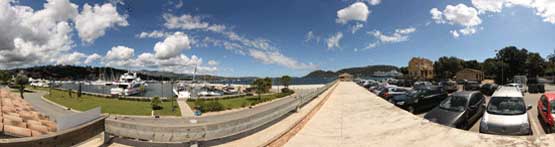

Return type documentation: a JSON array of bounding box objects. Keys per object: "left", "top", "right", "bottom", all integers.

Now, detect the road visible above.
[
  {"left": 416, "top": 84, "right": 555, "bottom": 136},
  {"left": 22, "top": 90, "right": 76, "bottom": 121}
]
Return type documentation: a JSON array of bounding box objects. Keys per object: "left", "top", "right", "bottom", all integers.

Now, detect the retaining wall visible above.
[
  {"left": 105, "top": 81, "right": 338, "bottom": 143},
  {"left": 0, "top": 116, "right": 106, "bottom": 147}
]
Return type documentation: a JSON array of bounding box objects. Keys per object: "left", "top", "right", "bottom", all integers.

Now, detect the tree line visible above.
[{"left": 399, "top": 46, "right": 555, "bottom": 84}]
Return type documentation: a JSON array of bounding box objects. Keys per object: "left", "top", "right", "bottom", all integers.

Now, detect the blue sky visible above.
[{"left": 3, "top": 0, "right": 555, "bottom": 77}]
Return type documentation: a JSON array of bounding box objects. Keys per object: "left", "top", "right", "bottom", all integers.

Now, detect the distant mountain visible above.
[{"left": 303, "top": 65, "right": 400, "bottom": 78}]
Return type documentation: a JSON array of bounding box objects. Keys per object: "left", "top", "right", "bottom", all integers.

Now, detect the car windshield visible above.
[
  {"left": 551, "top": 101, "right": 555, "bottom": 114},
  {"left": 487, "top": 97, "right": 526, "bottom": 115},
  {"left": 439, "top": 96, "right": 467, "bottom": 112}
]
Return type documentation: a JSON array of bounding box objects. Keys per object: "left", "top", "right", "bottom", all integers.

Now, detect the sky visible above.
[{"left": 2, "top": 0, "right": 555, "bottom": 77}]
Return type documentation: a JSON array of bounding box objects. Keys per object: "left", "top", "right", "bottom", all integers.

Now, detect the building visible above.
[
  {"left": 455, "top": 68, "right": 484, "bottom": 82},
  {"left": 338, "top": 73, "right": 353, "bottom": 81},
  {"left": 408, "top": 57, "right": 434, "bottom": 80}
]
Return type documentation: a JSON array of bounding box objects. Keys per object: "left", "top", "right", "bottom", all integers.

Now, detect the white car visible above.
[
  {"left": 479, "top": 86, "right": 532, "bottom": 135},
  {"left": 506, "top": 83, "right": 526, "bottom": 93}
]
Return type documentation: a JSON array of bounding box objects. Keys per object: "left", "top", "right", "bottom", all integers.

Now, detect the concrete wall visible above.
[
  {"left": 105, "top": 81, "right": 337, "bottom": 143},
  {"left": 0, "top": 116, "right": 106, "bottom": 147}
]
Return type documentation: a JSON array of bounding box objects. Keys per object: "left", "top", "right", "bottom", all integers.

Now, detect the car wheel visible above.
[
  {"left": 388, "top": 99, "right": 394, "bottom": 103},
  {"left": 547, "top": 127, "right": 552, "bottom": 134},
  {"left": 406, "top": 106, "right": 415, "bottom": 114}
]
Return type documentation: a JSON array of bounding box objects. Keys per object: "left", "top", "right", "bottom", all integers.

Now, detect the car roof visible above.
[
  {"left": 452, "top": 91, "right": 478, "bottom": 98},
  {"left": 543, "top": 92, "right": 555, "bottom": 101},
  {"left": 492, "top": 86, "right": 523, "bottom": 97}
]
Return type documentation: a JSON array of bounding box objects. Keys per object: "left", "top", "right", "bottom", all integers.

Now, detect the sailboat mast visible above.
[{"left": 192, "top": 64, "right": 197, "bottom": 82}]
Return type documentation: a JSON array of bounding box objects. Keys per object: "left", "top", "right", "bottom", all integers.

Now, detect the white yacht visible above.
[
  {"left": 173, "top": 81, "right": 192, "bottom": 99},
  {"left": 29, "top": 78, "right": 50, "bottom": 87},
  {"left": 110, "top": 72, "right": 147, "bottom": 96}
]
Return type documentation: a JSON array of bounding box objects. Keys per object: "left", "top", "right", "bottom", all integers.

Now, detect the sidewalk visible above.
[
  {"left": 177, "top": 98, "right": 195, "bottom": 117},
  {"left": 209, "top": 83, "right": 337, "bottom": 147}
]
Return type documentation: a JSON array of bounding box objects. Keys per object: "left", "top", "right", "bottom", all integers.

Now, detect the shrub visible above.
[
  {"left": 151, "top": 97, "right": 162, "bottom": 110},
  {"left": 204, "top": 101, "right": 224, "bottom": 112}
]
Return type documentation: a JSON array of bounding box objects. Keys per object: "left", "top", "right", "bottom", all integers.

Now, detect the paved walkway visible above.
[
  {"left": 177, "top": 98, "right": 195, "bottom": 117},
  {"left": 284, "top": 82, "right": 555, "bottom": 147},
  {"left": 210, "top": 83, "right": 336, "bottom": 147},
  {"left": 22, "top": 90, "right": 76, "bottom": 121}
]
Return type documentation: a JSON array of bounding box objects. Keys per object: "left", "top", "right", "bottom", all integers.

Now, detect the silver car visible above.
[{"left": 479, "top": 86, "right": 532, "bottom": 135}]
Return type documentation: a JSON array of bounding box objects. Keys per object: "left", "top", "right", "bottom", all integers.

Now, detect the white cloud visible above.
[
  {"left": 106, "top": 45, "right": 134, "bottom": 60},
  {"left": 163, "top": 14, "right": 226, "bottom": 32},
  {"left": 75, "top": 3, "right": 128, "bottom": 43},
  {"left": 305, "top": 31, "right": 321, "bottom": 43},
  {"left": 207, "top": 60, "right": 219, "bottom": 66},
  {"left": 326, "top": 32, "right": 343, "bottom": 49},
  {"left": 84, "top": 53, "right": 102, "bottom": 64},
  {"left": 137, "top": 31, "right": 171, "bottom": 39},
  {"left": 0, "top": 0, "right": 78, "bottom": 68},
  {"left": 351, "top": 23, "right": 364, "bottom": 34},
  {"left": 249, "top": 50, "right": 317, "bottom": 70},
  {"left": 57, "top": 52, "right": 86, "bottom": 65},
  {"left": 163, "top": 13, "right": 317, "bottom": 70},
  {"left": 336, "top": 2, "right": 370, "bottom": 24},
  {"left": 366, "top": 0, "right": 381, "bottom": 5},
  {"left": 472, "top": 0, "right": 505, "bottom": 13},
  {"left": 363, "top": 27, "right": 416, "bottom": 49},
  {"left": 533, "top": 0, "right": 555, "bottom": 24},
  {"left": 431, "top": 4, "right": 481, "bottom": 37},
  {"left": 450, "top": 30, "right": 461, "bottom": 38},
  {"left": 154, "top": 32, "right": 191, "bottom": 59},
  {"left": 366, "top": 42, "right": 378, "bottom": 49},
  {"left": 369, "top": 27, "right": 416, "bottom": 43}
]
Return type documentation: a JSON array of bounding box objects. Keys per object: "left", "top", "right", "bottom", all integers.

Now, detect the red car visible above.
[{"left": 538, "top": 92, "right": 555, "bottom": 133}]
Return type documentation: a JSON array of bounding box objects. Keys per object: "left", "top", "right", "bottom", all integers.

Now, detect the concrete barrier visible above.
[
  {"left": 104, "top": 81, "right": 338, "bottom": 143},
  {"left": 0, "top": 116, "right": 106, "bottom": 147}
]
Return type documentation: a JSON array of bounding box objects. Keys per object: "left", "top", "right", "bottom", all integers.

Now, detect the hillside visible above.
[{"left": 304, "top": 65, "right": 400, "bottom": 78}]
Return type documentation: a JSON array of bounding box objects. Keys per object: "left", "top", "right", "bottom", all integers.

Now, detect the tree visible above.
[
  {"left": 463, "top": 60, "right": 480, "bottom": 70},
  {"left": 481, "top": 58, "right": 509, "bottom": 84},
  {"left": 15, "top": 71, "right": 29, "bottom": 99},
  {"left": 496, "top": 46, "right": 528, "bottom": 80},
  {"left": 0, "top": 70, "right": 10, "bottom": 84},
  {"left": 526, "top": 52, "right": 546, "bottom": 77},
  {"left": 433, "top": 56, "right": 464, "bottom": 80},
  {"left": 280, "top": 75, "right": 292, "bottom": 92},
  {"left": 252, "top": 78, "right": 272, "bottom": 100}
]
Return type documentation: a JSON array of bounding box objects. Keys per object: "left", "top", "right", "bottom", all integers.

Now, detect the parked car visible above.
[
  {"left": 424, "top": 91, "right": 486, "bottom": 130},
  {"left": 464, "top": 81, "right": 480, "bottom": 91},
  {"left": 439, "top": 80, "right": 458, "bottom": 93},
  {"left": 389, "top": 86, "right": 448, "bottom": 114},
  {"left": 527, "top": 78, "right": 545, "bottom": 93},
  {"left": 479, "top": 86, "right": 533, "bottom": 135},
  {"left": 413, "top": 81, "right": 433, "bottom": 90},
  {"left": 480, "top": 83, "right": 498, "bottom": 96},
  {"left": 506, "top": 83, "right": 525, "bottom": 93},
  {"left": 537, "top": 93, "right": 555, "bottom": 133},
  {"left": 378, "top": 87, "right": 410, "bottom": 100}
]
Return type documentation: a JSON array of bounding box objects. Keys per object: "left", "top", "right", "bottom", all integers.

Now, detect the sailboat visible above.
[{"left": 173, "top": 65, "right": 198, "bottom": 99}]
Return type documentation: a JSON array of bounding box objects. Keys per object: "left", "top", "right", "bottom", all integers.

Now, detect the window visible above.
[
  {"left": 541, "top": 96, "right": 548, "bottom": 112},
  {"left": 469, "top": 94, "right": 481, "bottom": 107}
]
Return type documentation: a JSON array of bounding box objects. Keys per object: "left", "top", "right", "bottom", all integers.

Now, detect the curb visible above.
[{"left": 40, "top": 95, "right": 82, "bottom": 113}]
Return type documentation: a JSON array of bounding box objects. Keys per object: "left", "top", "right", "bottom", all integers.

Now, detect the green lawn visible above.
[
  {"left": 41, "top": 89, "right": 180, "bottom": 116},
  {"left": 187, "top": 91, "right": 294, "bottom": 112}
]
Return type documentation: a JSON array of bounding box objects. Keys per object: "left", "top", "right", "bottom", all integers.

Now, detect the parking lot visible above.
[{"left": 416, "top": 84, "right": 555, "bottom": 136}]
